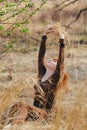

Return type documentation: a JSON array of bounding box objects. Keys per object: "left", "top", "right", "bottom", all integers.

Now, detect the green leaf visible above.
[
  {"left": 0, "top": 26, "right": 3, "bottom": 30},
  {"left": 6, "top": 3, "right": 16, "bottom": 8},
  {"left": 20, "top": 28, "right": 29, "bottom": 33},
  {"left": 15, "top": 23, "right": 20, "bottom": 27},
  {"left": 4, "top": 42, "right": 13, "bottom": 52},
  {"left": 0, "top": 11, "right": 5, "bottom": 16},
  {"left": 0, "top": 0, "right": 4, "bottom": 2},
  {"left": 25, "top": 2, "right": 34, "bottom": 8}
]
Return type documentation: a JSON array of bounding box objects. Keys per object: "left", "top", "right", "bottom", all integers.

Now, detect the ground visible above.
[{"left": 0, "top": 44, "right": 87, "bottom": 130}]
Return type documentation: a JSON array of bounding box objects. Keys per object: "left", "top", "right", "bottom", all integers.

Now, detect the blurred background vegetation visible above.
[{"left": 0, "top": 0, "right": 87, "bottom": 53}]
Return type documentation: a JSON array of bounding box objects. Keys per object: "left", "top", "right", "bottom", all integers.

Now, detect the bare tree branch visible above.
[
  {"left": 55, "top": 0, "right": 79, "bottom": 12},
  {"left": 54, "top": 0, "right": 87, "bottom": 29},
  {"left": 76, "top": 7, "right": 87, "bottom": 20},
  {"left": 66, "top": 7, "right": 87, "bottom": 27},
  {"left": 55, "top": 0, "right": 70, "bottom": 8}
]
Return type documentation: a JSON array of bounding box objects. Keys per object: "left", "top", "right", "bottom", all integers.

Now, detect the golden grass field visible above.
[{"left": 0, "top": 44, "right": 87, "bottom": 130}]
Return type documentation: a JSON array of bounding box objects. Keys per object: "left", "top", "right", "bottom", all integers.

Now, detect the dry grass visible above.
[
  {"left": 0, "top": 44, "right": 87, "bottom": 130},
  {"left": 0, "top": 80, "right": 87, "bottom": 130}
]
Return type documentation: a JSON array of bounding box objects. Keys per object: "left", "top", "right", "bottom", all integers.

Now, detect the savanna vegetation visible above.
[{"left": 0, "top": 0, "right": 87, "bottom": 130}]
